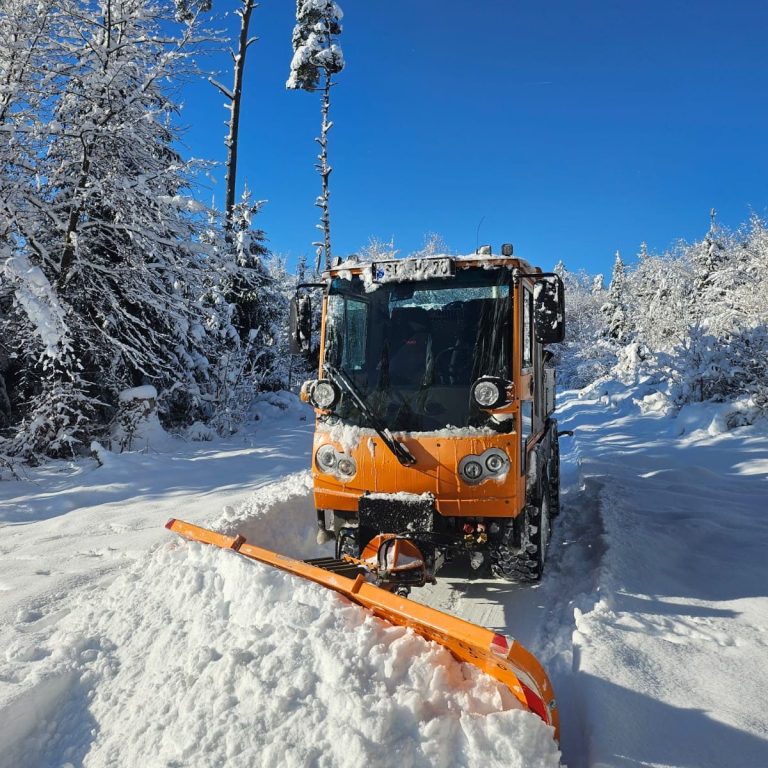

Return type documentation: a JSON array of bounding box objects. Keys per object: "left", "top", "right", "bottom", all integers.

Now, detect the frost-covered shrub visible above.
[
  {"left": 186, "top": 421, "right": 216, "bottom": 442},
  {"left": 112, "top": 387, "right": 160, "bottom": 452},
  {"left": 7, "top": 376, "right": 99, "bottom": 462},
  {"left": 207, "top": 338, "right": 270, "bottom": 435},
  {"left": 554, "top": 265, "right": 616, "bottom": 389}
]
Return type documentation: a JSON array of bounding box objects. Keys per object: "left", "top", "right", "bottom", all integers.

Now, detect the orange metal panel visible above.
[
  {"left": 166, "top": 518, "right": 559, "bottom": 742},
  {"left": 311, "top": 431, "right": 524, "bottom": 519}
]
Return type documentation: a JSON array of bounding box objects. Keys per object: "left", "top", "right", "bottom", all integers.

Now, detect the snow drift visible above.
[{"left": 0, "top": 477, "right": 560, "bottom": 768}]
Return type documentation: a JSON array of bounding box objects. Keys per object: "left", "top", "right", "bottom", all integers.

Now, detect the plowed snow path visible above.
[
  {"left": 415, "top": 434, "right": 606, "bottom": 764},
  {"left": 419, "top": 384, "right": 768, "bottom": 768}
]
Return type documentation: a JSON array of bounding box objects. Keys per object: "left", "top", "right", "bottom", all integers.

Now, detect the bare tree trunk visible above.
[
  {"left": 212, "top": 0, "right": 258, "bottom": 230},
  {"left": 57, "top": 140, "right": 91, "bottom": 290},
  {"left": 314, "top": 72, "right": 333, "bottom": 271}
]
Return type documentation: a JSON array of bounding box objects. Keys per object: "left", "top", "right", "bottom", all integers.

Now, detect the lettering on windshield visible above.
[{"left": 372, "top": 257, "right": 454, "bottom": 284}]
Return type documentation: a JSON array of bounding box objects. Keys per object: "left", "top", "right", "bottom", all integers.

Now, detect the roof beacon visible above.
[{"left": 501, "top": 243, "right": 514, "bottom": 256}]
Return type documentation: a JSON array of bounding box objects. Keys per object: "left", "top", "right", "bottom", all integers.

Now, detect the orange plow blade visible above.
[{"left": 166, "top": 518, "right": 559, "bottom": 741}]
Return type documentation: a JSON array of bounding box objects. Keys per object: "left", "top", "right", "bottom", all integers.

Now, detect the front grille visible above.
[{"left": 358, "top": 494, "right": 435, "bottom": 538}]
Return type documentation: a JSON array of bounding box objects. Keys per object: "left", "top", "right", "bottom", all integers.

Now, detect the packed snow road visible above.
[{"left": 1, "top": 385, "right": 767, "bottom": 767}]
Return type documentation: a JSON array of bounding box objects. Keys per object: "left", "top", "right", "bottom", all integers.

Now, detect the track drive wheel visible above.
[{"left": 491, "top": 475, "right": 551, "bottom": 582}]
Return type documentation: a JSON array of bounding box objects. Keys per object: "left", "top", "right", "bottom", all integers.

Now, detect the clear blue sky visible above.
[{"left": 180, "top": 1, "right": 768, "bottom": 277}]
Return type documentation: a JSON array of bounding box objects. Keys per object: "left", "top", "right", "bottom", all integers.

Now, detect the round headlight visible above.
[
  {"left": 316, "top": 444, "right": 337, "bottom": 471},
  {"left": 485, "top": 452, "right": 506, "bottom": 473},
  {"left": 473, "top": 380, "right": 501, "bottom": 408},
  {"left": 311, "top": 380, "right": 337, "bottom": 409},
  {"left": 337, "top": 456, "right": 357, "bottom": 478},
  {"left": 462, "top": 460, "right": 483, "bottom": 481}
]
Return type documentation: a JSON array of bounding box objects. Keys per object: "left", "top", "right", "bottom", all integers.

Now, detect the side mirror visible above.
[
  {"left": 288, "top": 294, "right": 312, "bottom": 354},
  {"left": 533, "top": 275, "right": 565, "bottom": 344}
]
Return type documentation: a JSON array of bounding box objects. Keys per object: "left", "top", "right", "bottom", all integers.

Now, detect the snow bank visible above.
[
  {"left": 554, "top": 381, "right": 768, "bottom": 767},
  {"left": 1, "top": 541, "right": 559, "bottom": 768},
  {"left": 251, "top": 390, "right": 307, "bottom": 423},
  {"left": 186, "top": 421, "right": 216, "bottom": 442},
  {"left": 213, "top": 471, "right": 321, "bottom": 559},
  {"left": 0, "top": 474, "right": 559, "bottom": 767},
  {"left": 117, "top": 385, "right": 157, "bottom": 402}
]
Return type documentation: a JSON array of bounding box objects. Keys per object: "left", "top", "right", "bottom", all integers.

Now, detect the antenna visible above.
[{"left": 475, "top": 215, "right": 485, "bottom": 252}]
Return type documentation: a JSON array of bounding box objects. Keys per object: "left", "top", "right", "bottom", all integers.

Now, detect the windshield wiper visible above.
[{"left": 323, "top": 362, "right": 416, "bottom": 466}]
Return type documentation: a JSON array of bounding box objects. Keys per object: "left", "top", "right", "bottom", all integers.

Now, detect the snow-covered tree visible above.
[
  {"left": 287, "top": 0, "right": 345, "bottom": 271},
  {"left": 410, "top": 232, "right": 452, "bottom": 257},
  {"left": 0, "top": 0, "right": 241, "bottom": 457},
  {"left": 557, "top": 212, "right": 768, "bottom": 412},
  {"left": 358, "top": 236, "right": 398, "bottom": 262},
  {"left": 553, "top": 264, "right": 615, "bottom": 388},
  {"left": 602, "top": 251, "right": 632, "bottom": 342}
]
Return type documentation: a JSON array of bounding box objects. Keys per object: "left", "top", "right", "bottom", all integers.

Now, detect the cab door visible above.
[
  {"left": 520, "top": 280, "right": 548, "bottom": 469},
  {"left": 519, "top": 282, "right": 535, "bottom": 477}
]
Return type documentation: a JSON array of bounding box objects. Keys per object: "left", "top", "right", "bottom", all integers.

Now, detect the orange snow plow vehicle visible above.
[
  {"left": 293, "top": 245, "right": 565, "bottom": 585},
  {"left": 167, "top": 245, "right": 565, "bottom": 739}
]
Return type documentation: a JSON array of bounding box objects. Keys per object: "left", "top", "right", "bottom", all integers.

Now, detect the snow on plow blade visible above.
[{"left": 165, "top": 518, "right": 559, "bottom": 741}]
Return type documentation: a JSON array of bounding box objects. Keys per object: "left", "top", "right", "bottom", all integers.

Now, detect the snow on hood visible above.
[{"left": 2, "top": 542, "right": 559, "bottom": 767}]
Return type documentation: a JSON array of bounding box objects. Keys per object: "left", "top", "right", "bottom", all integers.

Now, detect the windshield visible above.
[{"left": 324, "top": 267, "right": 512, "bottom": 431}]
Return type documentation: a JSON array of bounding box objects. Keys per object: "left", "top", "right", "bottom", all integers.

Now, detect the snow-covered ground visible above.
[
  {"left": 418, "top": 382, "right": 768, "bottom": 766},
  {"left": 1, "top": 384, "right": 767, "bottom": 767}
]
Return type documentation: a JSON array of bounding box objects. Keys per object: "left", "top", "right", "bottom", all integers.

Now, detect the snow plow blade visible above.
[{"left": 165, "top": 518, "right": 559, "bottom": 741}]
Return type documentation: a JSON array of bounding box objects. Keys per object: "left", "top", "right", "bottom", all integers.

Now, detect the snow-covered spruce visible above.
[{"left": 287, "top": 0, "right": 345, "bottom": 269}]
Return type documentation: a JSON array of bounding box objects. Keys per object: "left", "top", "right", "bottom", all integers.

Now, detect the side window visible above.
[
  {"left": 343, "top": 298, "right": 367, "bottom": 371},
  {"left": 522, "top": 286, "right": 533, "bottom": 368}
]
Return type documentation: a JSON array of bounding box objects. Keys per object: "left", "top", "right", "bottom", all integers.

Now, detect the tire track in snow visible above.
[{"left": 413, "top": 432, "right": 609, "bottom": 766}]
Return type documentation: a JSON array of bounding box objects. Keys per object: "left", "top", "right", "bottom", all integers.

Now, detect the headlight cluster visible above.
[
  {"left": 315, "top": 444, "right": 357, "bottom": 480},
  {"left": 459, "top": 449, "right": 509, "bottom": 484},
  {"left": 303, "top": 378, "right": 340, "bottom": 410}
]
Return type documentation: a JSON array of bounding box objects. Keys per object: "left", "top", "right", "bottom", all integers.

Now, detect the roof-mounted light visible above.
[
  {"left": 471, "top": 376, "right": 510, "bottom": 410},
  {"left": 309, "top": 379, "right": 340, "bottom": 410}
]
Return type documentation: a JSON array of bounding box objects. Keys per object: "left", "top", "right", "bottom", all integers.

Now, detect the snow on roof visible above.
[{"left": 326, "top": 253, "right": 536, "bottom": 280}]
